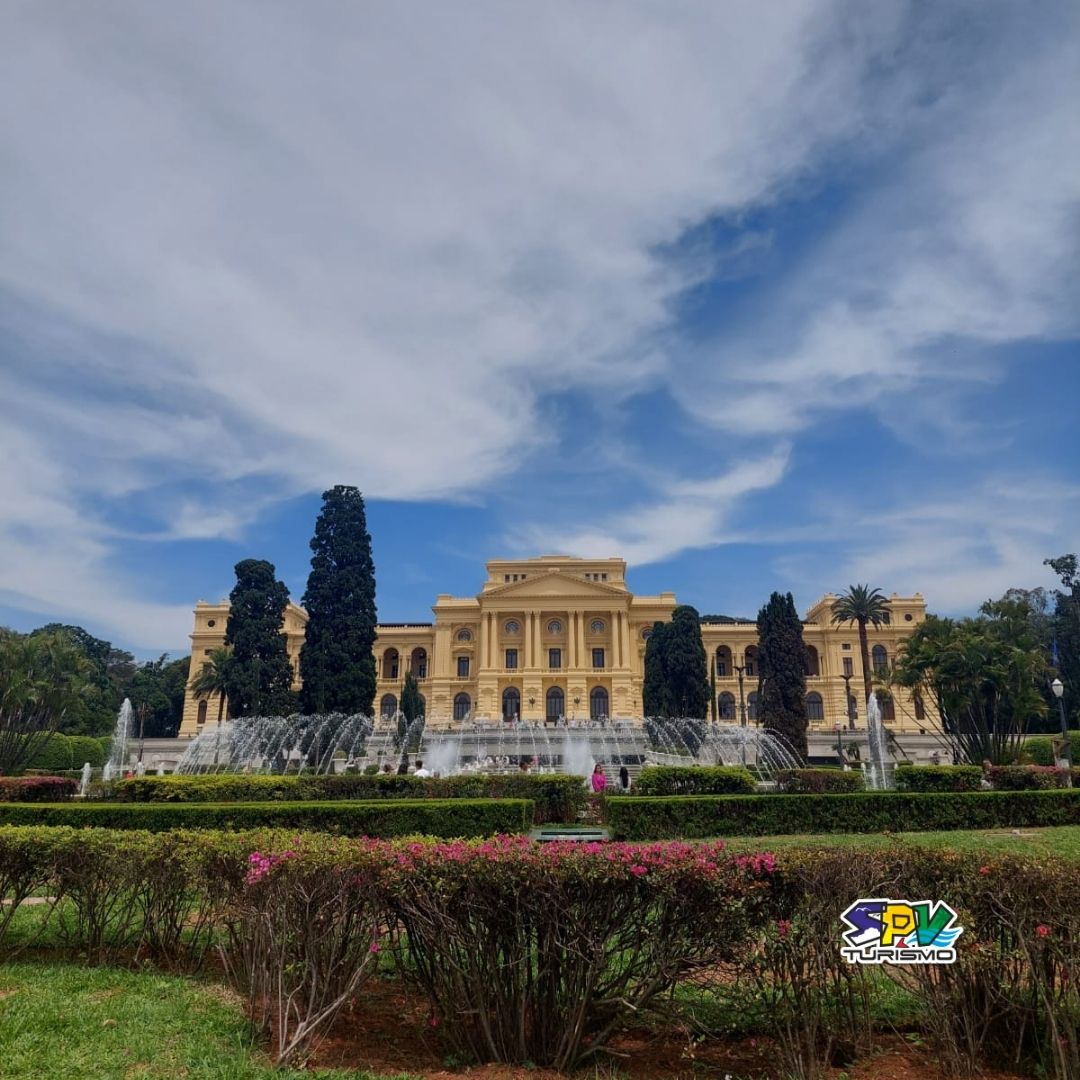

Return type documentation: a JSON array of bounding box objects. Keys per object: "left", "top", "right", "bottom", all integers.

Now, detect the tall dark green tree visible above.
[
  {"left": 127, "top": 654, "right": 191, "bottom": 738},
  {"left": 642, "top": 607, "right": 708, "bottom": 718},
  {"left": 298, "top": 486, "right": 378, "bottom": 716},
  {"left": 1045, "top": 554, "right": 1080, "bottom": 729},
  {"left": 400, "top": 670, "right": 424, "bottom": 723},
  {"left": 756, "top": 592, "right": 809, "bottom": 759},
  {"left": 223, "top": 559, "right": 296, "bottom": 717}
]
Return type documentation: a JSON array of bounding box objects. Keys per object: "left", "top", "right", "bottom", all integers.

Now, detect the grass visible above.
[
  {"left": 724, "top": 824, "right": 1080, "bottom": 859},
  {"left": 0, "top": 962, "right": 418, "bottom": 1080}
]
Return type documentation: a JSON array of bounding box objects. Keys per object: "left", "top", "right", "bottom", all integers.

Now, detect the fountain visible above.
[
  {"left": 106, "top": 699, "right": 133, "bottom": 774},
  {"left": 864, "top": 693, "right": 894, "bottom": 790},
  {"left": 175, "top": 710, "right": 801, "bottom": 779},
  {"left": 79, "top": 761, "right": 92, "bottom": 797},
  {"left": 102, "top": 760, "right": 114, "bottom": 783}
]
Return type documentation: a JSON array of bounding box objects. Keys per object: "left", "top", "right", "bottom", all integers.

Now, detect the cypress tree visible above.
[
  {"left": 298, "top": 486, "right": 378, "bottom": 716},
  {"left": 400, "top": 671, "right": 424, "bottom": 723},
  {"left": 664, "top": 605, "right": 709, "bottom": 718},
  {"left": 223, "top": 559, "right": 296, "bottom": 717},
  {"left": 756, "top": 591, "right": 809, "bottom": 759},
  {"left": 642, "top": 622, "right": 670, "bottom": 716}
]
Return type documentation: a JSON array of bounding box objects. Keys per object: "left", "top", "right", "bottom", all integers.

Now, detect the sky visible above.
[{"left": 1, "top": 0, "right": 1078, "bottom": 658}]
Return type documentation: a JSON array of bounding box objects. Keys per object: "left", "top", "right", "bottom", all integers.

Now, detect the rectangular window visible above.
[
  {"left": 843, "top": 657, "right": 853, "bottom": 677},
  {"left": 716, "top": 657, "right": 727, "bottom": 677},
  {"left": 548, "top": 648, "right": 561, "bottom": 669},
  {"left": 505, "top": 648, "right": 518, "bottom": 670},
  {"left": 592, "top": 648, "right": 605, "bottom": 669},
  {"left": 457, "top": 656, "right": 470, "bottom": 678},
  {"left": 842, "top": 642, "right": 852, "bottom": 650}
]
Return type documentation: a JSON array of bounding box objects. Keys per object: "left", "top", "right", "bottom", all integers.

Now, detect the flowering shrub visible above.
[
  {"left": 382, "top": 834, "right": 774, "bottom": 1069},
  {"left": 0, "top": 776, "right": 78, "bottom": 802},
  {"left": 988, "top": 765, "right": 1071, "bottom": 790}
]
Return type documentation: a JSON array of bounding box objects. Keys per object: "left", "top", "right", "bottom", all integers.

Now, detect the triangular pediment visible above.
[{"left": 483, "top": 570, "right": 629, "bottom": 601}]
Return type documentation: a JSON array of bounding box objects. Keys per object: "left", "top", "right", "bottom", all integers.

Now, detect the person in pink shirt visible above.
[{"left": 590, "top": 763, "right": 608, "bottom": 793}]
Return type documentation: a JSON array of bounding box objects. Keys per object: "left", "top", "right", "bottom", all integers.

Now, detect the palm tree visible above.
[
  {"left": 831, "top": 585, "right": 891, "bottom": 706},
  {"left": 190, "top": 648, "right": 231, "bottom": 727}
]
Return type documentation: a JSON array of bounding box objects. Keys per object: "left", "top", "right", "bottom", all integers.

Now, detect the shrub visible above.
[
  {"left": 17, "top": 734, "right": 108, "bottom": 772},
  {"left": 774, "top": 768, "right": 865, "bottom": 794},
  {"left": 0, "top": 798, "right": 533, "bottom": 837},
  {"left": 606, "top": 790, "right": 1080, "bottom": 840},
  {"left": 633, "top": 765, "right": 756, "bottom": 796},
  {"left": 0, "top": 777, "right": 78, "bottom": 802},
  {"left": 988, "top": 765, "right": 1070, "bottom": 790},
  {"left": 110, "top": 773, "right": 585, "bottom": 824},
  {"left": 1023, "top": 732, "right": 1080, "bottom": 766},
  {"left": 383, "top": 834, "right": 775, "bottom": 1069},
  {"left": 895, "top": 765, "right": 984, "bottom": 792}
]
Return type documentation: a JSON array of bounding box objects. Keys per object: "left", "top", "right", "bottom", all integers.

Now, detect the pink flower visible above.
[
  {"left": 1036, "top": 924, "right": 1051, "bottom": 938},
  {"left": 777, "top": 919, "right": 791, "bottom": 940},
  {"left": 369, "top": 942, "right": 381, "bottom": 953},
  {"left": 629, "top": 865, "right": 648, "bottom": 876},
  {"left": 979, "top": 865, "right": 990, "bottom": 875}
]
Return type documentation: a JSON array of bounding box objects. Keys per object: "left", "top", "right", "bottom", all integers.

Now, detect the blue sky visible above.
[{"left": 1, "top": 1, "right": 1078, "bottom": 658}]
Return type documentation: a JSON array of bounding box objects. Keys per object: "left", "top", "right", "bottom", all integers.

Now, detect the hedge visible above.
[
  {"left": 895, "top": 765, "right": 984, "bottom": 792},
  {"left": 605, "top": 789, "right": 1080, "bottom": 839},
  {"left": 0, "top": 777, "right": 78, "bottom": 802},
  {"left": 16, "top": 734, "right": 109, "bottom": 772},
  {"left": 633, "top": 766, "right": 756, "bottom": 796},
  {"left": 1024, "top": 732, "right": 1080, "bottom": 765},
  {"left": 108, "top": 773, "right": 585, "bottom": 824},
  {"left": 774, "top": 768, "right": 865, "bottom": 794},
  {"left": 988, "top": 765, "right": 1076, "bottom": 790},
  {"left": 0, "top": 798, "right": 532, "bottom": 837}
]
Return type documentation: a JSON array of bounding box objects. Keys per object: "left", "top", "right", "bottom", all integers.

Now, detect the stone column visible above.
[
  {"left": 524, "top": 611, "right": 534, "bottom": 670},
  {"left": 620, "top": 611, "right": 631, "bottom": 670}
]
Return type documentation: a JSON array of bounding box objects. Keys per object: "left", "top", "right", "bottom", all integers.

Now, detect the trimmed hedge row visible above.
[
  {"left": 988, "top": 765, "right": 1078, "bottom": 790},
  {"left": 605, "top": 789, "right": 1080, "bottom": 839},
  {"left": 774, "top": 768, "right": 865, "bottom": 794},
  {"left": 633, "top": 765, "right": 756, "bottom": 796},
  {"left": 0, "top": 777, "right": 78, "bottom": 802},
  {"left": 895, "top": 765, "right": 983, "bottom": 792},
  {"left": 0, "top": 797, "right": 532, "bottom": 837},
  {"left": 109, "top": 773, "right": 585, "bottom": 824},
  {"left": 1024, "top": 732, "right": 1080, "bottom": 765}
]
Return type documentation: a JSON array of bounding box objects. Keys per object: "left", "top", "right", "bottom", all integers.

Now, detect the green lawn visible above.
[
  {"left": 725, "top": 824, "right": 1080, "bottom": 859},
  {"left": 0, "top": 962, "right": 416, "bottom": 1080}
]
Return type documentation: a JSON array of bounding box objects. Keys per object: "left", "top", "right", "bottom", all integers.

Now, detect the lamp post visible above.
[
  {"left": 841, "top": 673, "right": 856, "bottom": 731},
  {"left": 1052, "top": 678, "right": 1073, "bottom": 787},
  {"left": 734, "top": 664, "right": 747, "bottom": 728}
]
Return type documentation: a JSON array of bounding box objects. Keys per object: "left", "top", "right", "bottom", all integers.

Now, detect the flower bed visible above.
[{"left": 0, "top": 776, "right": 78, "bottom": 802}]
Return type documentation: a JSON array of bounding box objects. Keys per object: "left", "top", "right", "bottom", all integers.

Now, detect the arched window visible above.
[
  {"left": 411, "top": 648, "right": 427, "bottom": 679},
  {"left": 456, "top": 629, "right": 473, "bottom": 642},
  {"left": 197, "top": 700, "right": 208, "bottom": 725},
  {"left": 848, "top": 694, "right": 859, "bottom": 720},
  {"left": 806, "top": 692, "right": 824, "bottom": 721},
  {"left": 546, "top": 687, "right": 564, "bottom": 722},
  {"left": 805, "top": 645, "right": 820, "bottom": 677},
  {"left": 715, "top": 646, "right": 732, "bottom": 677},
  {"left": 871, "top": 645, "right": 888, "bottom": 673},
  {"left": 547, "top": 619, "right": 563, "bottom": 635},
  {"left": 718, "top": 692, "right": 736, "bottom": 721},
  {"left": 744, "top": 646, "right": 758, "bottom": 678},
  {"left": 589, "top": 686, "right": 609, "bottom": 720},
  {"left": 747, "top": 691, "right": 760, "bottom": 722},
  {"left": 590, "top": 619, "right": 606, "bottom": 634},
  {"left": 380, "top": 694, "right": 397, "bottom": 719},
  {"left": 504, "top": 620, "right": 520, "bottom": 635},
  {"left": 502, "top": 687, "right": 520, "bottom": 722},
  {"left": 914, "top": 693, "right": 926, "bottom": 722},
  {"left": 382, "top": 649, "right": 399, "bottom": 680},
  {"left": 879, "top": 697, "right": 895, "bottom": 722},
  {"left": 453, "top": 693, "right": 471, "bottom": 721}
]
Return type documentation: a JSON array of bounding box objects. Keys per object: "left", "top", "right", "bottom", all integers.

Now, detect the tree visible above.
[
  {"left": 223, "top": 560, "right": 297, "bottom": 717},
  {"left": 191, "top": 648, "right": 232, "bottom": 727},
  {"left": 892, "top": 599, "right": 1048, "bottom": 764},
  {"left": 642, "top": 607, "right": 708, "bottom": 719},
  {"left": 642, "top": 622, "right": 670, "bottom": 717},
  {"left": 830, "top": 586, "right": 891, "bottom": 705},
  {"left": 756, "top": 592, "right": 809, "bottom": 759},
  {"left": 1045, "top": 554, "right": 1080, "bottom": 729},
  {"left": 299, "top": 486, "right": 378, "bottom": 716},
  {"left": 0, "top": 628, "right": 93, "bottom": 774},
  {"left": 400, "top": 670, "right": 424, "bottom": 723}
]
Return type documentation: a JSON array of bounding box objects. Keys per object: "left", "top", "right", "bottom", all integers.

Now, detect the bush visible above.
[
  {"left": 633, "top": 765, "right": 756, "bottom": 796},
  {"left": 0, "top": 777, "right": 78, "bottom": 802},
  {"left": 605, "top": 790, "right": 1080, "bottom": 840},
  {"left": 774, "top": 768, "right": 865, "bottom": 794},
  {"left": 109, "top": 773, "right": 585, "bottom": 824},
  {"left": 895, "top": 765, "right": 984, "bottom": 792},
  {"left": 1023, "top": 732, "right": 1080, "bottom": 765},
  {"left": 988, "top": 765, "right": 1070, "bottom": 790},
  {"left": 17, "top": 734, "right": 108, "bottom": 772},
  {"left": 0, "top": 798, "right": 532, "bottom": 837}
]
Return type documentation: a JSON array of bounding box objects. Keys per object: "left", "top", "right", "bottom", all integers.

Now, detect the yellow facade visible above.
[{"left": 180, "top": 555, "right": 933, "bottom": 735}]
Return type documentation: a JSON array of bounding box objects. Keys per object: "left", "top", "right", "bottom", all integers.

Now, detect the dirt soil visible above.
[{"left": 308, "top": 977, "right": 1025, "bottom": 1080}]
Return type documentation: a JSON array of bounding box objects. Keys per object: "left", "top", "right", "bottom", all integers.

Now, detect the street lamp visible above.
[
  {"left": 734, "top": 664, "right": 747, "bottom": 728},
  {"left": 841, "top": 672, "right": 856, "bottom": 731},
  {"left": 1052, "top": 678, "right": 1073, "bottom": 787}
]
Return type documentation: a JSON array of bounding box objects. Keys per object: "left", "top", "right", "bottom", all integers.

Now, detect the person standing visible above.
[
  {"left": 413, "top": 759, "right": 432, "bottom": 778},
  {"left": 618, "top": 765, "right": 630, "bottom": 792},
  {"left": 590, "top": 763, "right": 608, "bottom": 793}
]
